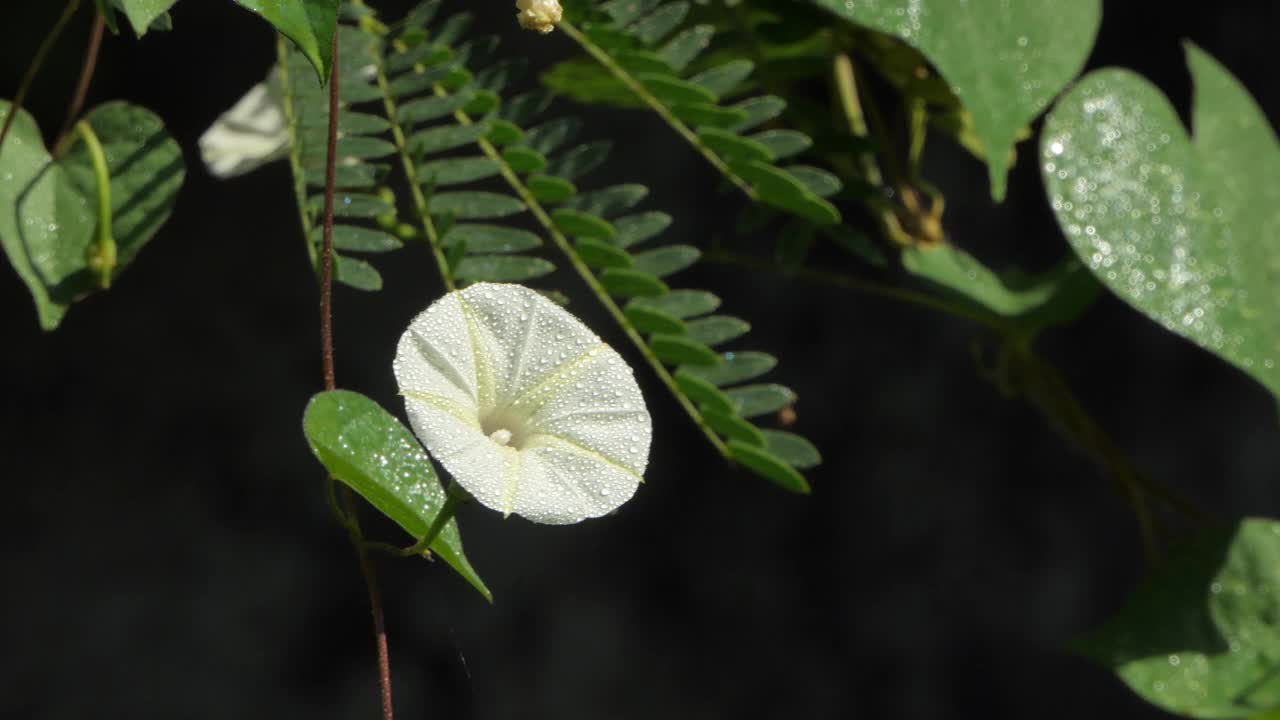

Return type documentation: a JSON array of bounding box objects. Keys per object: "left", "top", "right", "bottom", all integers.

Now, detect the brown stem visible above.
[
  {"left": 317, "top": 29, "right": 394, "bottom": 720},
  {"left": 55, "top": 10, "right": 104, "bottom": 148},
  {"left": 0, "top": 0, "right": 82, "bottom": 160}
]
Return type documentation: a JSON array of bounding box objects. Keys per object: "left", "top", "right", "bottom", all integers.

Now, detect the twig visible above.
[
  {"left": 317, "top": 29, "right": 395, "bottom": 720},
  {"left": 0, "top": 0, "right": 82, "bottom": 160},
  {"left": 55, "top": 10, "right": 104, "bottom": 148}
]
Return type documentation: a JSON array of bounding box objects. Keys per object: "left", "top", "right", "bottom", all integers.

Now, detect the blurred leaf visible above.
[
  {"left": 302, "top": 390, "right": 491, "bottom": 601},
  {"left": 810, "top": 0, "right": 1101, "bottom": 200},
  {"left": 762, "top": 430, "right": 821, "bottom": 469},
  {"left": 1077, "top": 518, "right": 1280, "bottom": 718}
]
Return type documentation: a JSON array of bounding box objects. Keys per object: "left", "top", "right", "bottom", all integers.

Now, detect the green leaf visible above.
[
  {"left": 445, "top": 224, "right": 541, "bottom": 254},
  {"left": 334, "top": 254, "right": 383, "bottom": 291},
  {"left": 730, "top": 96, "right": 787, "bottom": 133},
  {"left": 612, "top": 211, "right": 672, "bottom": 248},
  {"left": 628, "top": 289, "right": 720, "bottom": 318},
  {"left": 575, "top": 237, "right": 633, "bottom": 269},
  {"left": 786, "top": 166, "right": 841, "bottom": 198},
  {"left": 397, "top": 93, "right": 475, "bottom": 126},
  {"left": 624, "top": 303, "right": 687, "bottom": 335},
  {"left": 112, "top": 0, "right": 179, "bottom": 36},
  {"left": 638, "top": 73, "right": 718, "bottom": 106},
  {"left": 628, "top": 2, "right": 689, "bottom": 44},
  {"left": 632, "top": 245, "right": 699, "bottom": 278},
  {"left": 903, "top": 244, "right": 1097, "bottom": 332},
  {"left": 659, "top": 24, "right": 715, "bottom": 72},
  {"left": 731, "top": 159, "right": 839, "bottom": 225},
  {"left": 565, "top": 184, "right": 649, "bottom": 218},
  {"left": 528, "top": 174, "right": 578, "bottom": 204},
  {"left": 1076, "top": 518, "right": 1280, "bottom": 719},
  {"left": 0, "top": 104, "right": 93, "bottom": 330},
  {"left": 702, "top": 408, "right": 765, "bottom": 447},
  {"left": 501, "top": 145, "right": 548, "bottom": 174},
  {"left": 1041, "top": 47, "right": 1280, "bottom": 399},
  {"left": 600, "top": 267, "right": 669, "bottom": 298},
  {"left": 728, "top": 440, "right": 810, "bottom": 494},
  {"left": 523, "top": 117, "right": 583, "bottom": 155},
  {"left": 419, "top": 156, "right": 500, "bottom": 185},
  {"left": 302, "top": 390, "right": 490, "bottom": 601},
  {"left": 752, "top": 129, "right": 812, "bottom": 161},
  {"left": 0, "top": 101, "right": 185, "bottom": 330},
  {"left": 698, "top": 127, "right": 773, "bottom": 164},
  {"left": 312, "top": 225, "right": 403, "bottom": 253},
  {"left": 649, "top": 333, "right": 720, "bottom": 366},
  {"left": 429, "top": 191, "right": 524, "bottom": 220},
  {"left": 545, "top": 141, "right": 612, "bottom": 180},
  {"left": 410, "top": 122, "right": 492, "bottom": 155},
  {"left": 762, "top": 430, "right": 821, "bottom": 469},
  {"left": 682, "top": 351, "right": 777, "bottom": 386},
  {"left": 688, "top": 59, "right": 754, "bottom": 100},
  {"left": 454, "top": 255, "right": 555, "bottom": 282},
  {"left": 673, "top": 369, "right": 736, "bottom": 414},
  {"left": 311, "top": 193, "right": 392, "bottom": 218},
  {"left": 810, "top": 0, "right": 1101, "bottom": 200},
  {"left": 727, "top": 383, "right": 796, "bottom": 418},
  {"left": 235, "top": 0, "right": 339, "bottom": 82},
  {"left": 685, "top": 315, "right": 750, "bottom": 347},
  {"left": 552, "top": 208, "right": 615, "bottom": 240},
  {"left": 671, "top": 102, "right": 747, "bottom": 129}
]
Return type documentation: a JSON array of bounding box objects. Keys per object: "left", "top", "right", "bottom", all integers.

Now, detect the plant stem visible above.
[
  {"left": 277, "top": 35, "right": 319, "bottom": 270},
  {"left": 558, "top": 20, "right": 758, "bottom": 202},
  {"left": 370, "top": 59, "right": 454, "bottom": 290},
  {"left": 0, "top": 0, "right": 82, "bottom": 161},
  {"left": 443, "top": 98, "right": 732, "bottom": 460},
  {"left": 833, "top": 53, "right": 883, "bottom": 187},
  {"left": 318, "top": 29, "right": 395, "bottom": 720},
  {"left": 706, "top": 248, "right": 1005, "bottom": 331},
  {"left": 73, "top": 119, "right": 115, "bottom": 288},
  {"left": 56, "top": 10, "right": 104, "bottom": 147}
]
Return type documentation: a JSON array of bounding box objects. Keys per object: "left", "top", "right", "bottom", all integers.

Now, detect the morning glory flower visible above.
[
  {"left": 394, "top": 283, "right": 651, "bottom": 524},
  {"left": 515, "top": 0, "right": 562, "bottom": 34},
  {"left": 198, "top": 71, "right": 288, "bottom": 179}
]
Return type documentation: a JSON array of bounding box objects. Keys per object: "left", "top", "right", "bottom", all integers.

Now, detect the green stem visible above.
[
  {"left": 398, "top": 482, "right": 466, "bottom": 557},
  {"left": 833, "top": 53, "right": 883, "bottom": 187},
  {"left": 707, "top": 248, "right": 1005, "bottom": 332},
  {"left": 443, "top": 100, "right": 731, "bottom": 460},
  {"left": 0, "top": 0, "right": 82, "bottom": 161},
  {"left": 371, "top": 61, "right": 454, "bottom": 290},
  {"left": 558, "top": 20, "right": 758, "bottom": 202},
  {"left": 276, "top": 34, "right": 319, "bottom": 271},
  {"left": 73, "top": 119, "right": 115, "bottom": 288}
]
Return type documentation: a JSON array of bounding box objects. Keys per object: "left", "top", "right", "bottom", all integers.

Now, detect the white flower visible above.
[
  {"left": 515, "top": 0, "right": 562, "bottom": 34},
  {"left": 394, "top": 283, "right": 651, "bottom": 524},
  {"left": 198, "top": 71, "right": 288, "bottom": 179}
]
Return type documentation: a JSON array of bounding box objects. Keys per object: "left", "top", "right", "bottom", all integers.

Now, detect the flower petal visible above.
[{"left": 394, "top": 282, "right": 651, "bottom": 524}]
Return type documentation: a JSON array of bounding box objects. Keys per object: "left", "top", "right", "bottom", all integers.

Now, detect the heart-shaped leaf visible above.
[
  {"left": 1041, "top": 45, "right": 1280, "bottom": 400},
  {"left": 106, "top": 0, "right": 179, "bottom": 35},
  {"left": 1076, "top": 518, "right": 1280, "bottom": 718},
  {"left": 234, "top": 0, "right": 339, "bottom": 82},
  {"left": 0, "top": 101, "right": 183, "bottom": 330},
  {"left": 809, "top": 0, "right": 1101, "bottom": 201}
]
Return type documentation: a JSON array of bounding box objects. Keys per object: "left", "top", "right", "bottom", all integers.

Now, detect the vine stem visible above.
[
  {"left": 0, "top": 0, "right": 82, "bottom": 160},
  {"left": 558, "top": 20, "right": 758, "bottom": 202},
  {"left": 56, "top": 9, "right": 104, "bottom": 148},
  {"left": 316, "top": 29, "right": 395, "bottom": 720}
]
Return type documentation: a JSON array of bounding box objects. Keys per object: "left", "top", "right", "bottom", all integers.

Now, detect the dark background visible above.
[{"left": 3, "top": 1, "right": 1278, "bottom": 718}]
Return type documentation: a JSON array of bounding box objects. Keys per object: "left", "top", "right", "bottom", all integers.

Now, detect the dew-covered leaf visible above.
[
  {"left": 302, "top": 390, "right": 490, "bottom": 601},
  {"left": 454, "top": 255, "right": 555, "bottom": 282},
  {"left": 1041, "top": 47, "right": 1280, "bottom": 398},
  {"left": 445, "top": 224, "right": 541, "bottom": 254},
  {"left": 628, "top": 289, "right": 720, "bottom": 319}
]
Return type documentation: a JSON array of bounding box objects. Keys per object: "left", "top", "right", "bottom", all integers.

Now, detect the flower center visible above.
[{"left": 481, "top": 409, "right": 528, "bottom": 450}]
